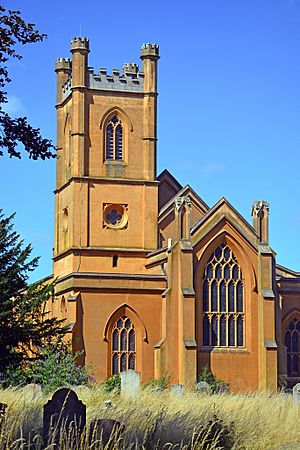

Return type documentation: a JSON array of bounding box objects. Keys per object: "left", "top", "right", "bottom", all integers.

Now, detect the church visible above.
[{"left": 52, "top": 37, "right": 300, "bottom": 392}]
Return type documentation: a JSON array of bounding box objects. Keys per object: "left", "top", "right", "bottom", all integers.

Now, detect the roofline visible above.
[
  {"left": 190, "top": 196, "right": 258, "bottom": 238},
  {"left": 157, "top": 169, "right": 183, "bottom": 190},
  {"left": 158, "top": 184, "right": 209, "bottom": 219},
  {"left": 276, "top": 263, "right": 300, "bottom": 277}
]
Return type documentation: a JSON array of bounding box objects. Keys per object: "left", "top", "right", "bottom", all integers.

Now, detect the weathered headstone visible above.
[
  {"left": 196, "top": 381, "right": 211, "bottom": 395},
  {"left": 293, "top": 383, "right": 300, "bottom": 403},
  {"left": 23, "top": 383, "right": 42, "bottom": 399},
  {"left": 0, "top": 373, "right": 7, "bottom": 388},
  {"left": 88, "top": 418, "right": 124, "bottom": 448},
  {"left": 0, "top": 402, "right": 7, "bottom": 431},
  {"left": 171, "top": 384, "right": 184, "bottom": 396},
  {"left": 216, "top": 381, "right": 229, "bottom": 394},
  {"left": 120, "top": 369, "right": 141, "bottom": 400},
  {"left": 43, "top": 388, "right": 86, "bottom": 448}
]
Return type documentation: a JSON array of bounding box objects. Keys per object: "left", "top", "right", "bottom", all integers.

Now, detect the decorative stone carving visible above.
[
  {"left": 175, "top": 195, "right": 191, "bottom": 211},
  {"left": 251, "top": 200, "right": 269, "bottom": 217}
]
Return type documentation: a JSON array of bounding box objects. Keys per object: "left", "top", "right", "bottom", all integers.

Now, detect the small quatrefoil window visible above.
[
  {"left": 106, "top": 209, "right": 122, "bottom": 225},
  {"left": 103, "top": 203, "right": 128, "bottom": 229}
]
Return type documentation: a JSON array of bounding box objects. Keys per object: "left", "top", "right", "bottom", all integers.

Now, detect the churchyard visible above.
[{"left": 0, "top": 370, "right": 300, "bottom": 449}]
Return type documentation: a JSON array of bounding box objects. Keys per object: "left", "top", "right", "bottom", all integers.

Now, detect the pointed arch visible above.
[
  {"left": 103, "top": 303, "right": 147, "bottom": 376},
  {"left": 195, "top": 231, "right": 258, "bottom": 352},
  {"left": 283, "top": 308, "right": 300, "bottom": 333},
  {"left": 99, "top": 106, "right": 133, "bottom": 132},
  {"left": 194, "top": 231, "right": 257, "bottom": 293},
  {"left": 283, "top": 312, "right": 300, "bottom": 378},
  {"left": 103, "top": 303, "right": 148, "bottom": 343}
]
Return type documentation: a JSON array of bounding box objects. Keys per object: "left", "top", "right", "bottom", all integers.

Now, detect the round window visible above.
[{"left": 103, "top": 204, "right": 128, "bottom": 229}]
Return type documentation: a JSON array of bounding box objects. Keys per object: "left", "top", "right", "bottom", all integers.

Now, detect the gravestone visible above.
[
  {"left": 43, "top": 388, "right": 86, "bottom": 448},
  {"left": 88, "top": 418, "right": 124, "bottom": 448},
  {"left": 171, "top": 384, "right": 184, "bottom": 396},
  {"left": 0, "top": 373, "right": 7, "bottom": 388},
  {"left": 24, "top": 383, "right": 42, "bottom": 399},
  {"left": 0, "top": 402, "right": 7, "bottom": 430},
  {"left": 293, "top": 383, "right": 300, "bottom": 403},
  {"left": 120, "top": 369, "right": 141, "bottom": 400},
  {"left": 216, "top": 381, "right": 229, "bottom": 394},
  {"left": 196, "top": 381, "right": 211, "bottom": 395}
]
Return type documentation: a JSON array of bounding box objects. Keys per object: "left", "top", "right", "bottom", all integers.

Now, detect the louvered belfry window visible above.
[
  {"left": 105, "top": 115, "right": 123, "bottom": 160},
  {"left": 112, "top": 315, "right": 135, "bottom": 374},
  {"left": 202, "top": 243, "right": 244, "bottom": 348}
]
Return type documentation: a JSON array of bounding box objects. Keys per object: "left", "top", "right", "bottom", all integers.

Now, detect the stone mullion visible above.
[{"left": 117, "top": 328, "right": 121, "bottom": 374}]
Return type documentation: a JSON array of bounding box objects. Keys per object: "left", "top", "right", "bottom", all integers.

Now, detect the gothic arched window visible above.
[
  {"left": 285, "top": 318, "right": 300, "bottom": 377},
  {"left": 112, "top": 315, "right": 135, "bottom": 374},
  {"left": 105, "top": 115, "right": 123, "bottom": 160},
  {"left": 202, "top": 243, "right": 244, "bottom": 347}
]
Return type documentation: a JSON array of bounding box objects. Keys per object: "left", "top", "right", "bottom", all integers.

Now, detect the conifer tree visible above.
[{"left": 0, "top": 210, "right": 68, "bottom": 372}]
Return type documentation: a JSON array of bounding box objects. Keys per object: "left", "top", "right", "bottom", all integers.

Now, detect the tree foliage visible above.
[
  {"left": 0, "top": 210, "right": 68, "bottom": 372},
  {"left": 6, "top": 343, "right": 93, "bottom": 392},
  {"left": 0, "top": 5, "right": 55, "bottom": 159}
]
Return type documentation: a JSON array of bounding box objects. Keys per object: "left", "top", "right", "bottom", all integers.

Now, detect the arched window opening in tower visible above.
[
  {"left": 105, "top": 115, "right": 123, "bottom": 161},
  {"left": 112, "top": 315, "right": 135, "bottom": 374},
  {"left": 202, "top": 243, "right": 244, "bottom": 347},
  {"left": 285, "top": 318, "right": 300, "bottom": 377}
]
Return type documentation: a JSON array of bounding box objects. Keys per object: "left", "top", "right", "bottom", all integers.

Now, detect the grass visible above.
[{"left": 0, "top": 386, "right": 299, "bottom": 449}]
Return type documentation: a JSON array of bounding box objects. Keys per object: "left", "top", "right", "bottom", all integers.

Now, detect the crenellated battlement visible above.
[
  {"left": 55, "top": 58, "right": 72, "bottom": 71},
  {"left": 71, "top": 36, "right": 89, "bottom": 52},
  {"left": 140, "top": 43, "right": 159, "bottom": 60},
  {"left": 62, "top": 76, "right": 72, "bottom": 100},
  {"left": 122, "top": 63, "right": 139, "bottom": 75},
  {"left": 58, "top": 40, "right": 159, "bottom": 101},
  {"left": 88, "top": 64, "right": 144, "bottom": 93}
]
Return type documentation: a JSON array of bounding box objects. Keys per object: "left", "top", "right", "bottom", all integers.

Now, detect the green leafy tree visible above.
[
  {"left": 0, "top": 5, "right": 55, "bottom": 159},
  {"left": 0, "top": 210, "right": 68, "bottom": 372}
]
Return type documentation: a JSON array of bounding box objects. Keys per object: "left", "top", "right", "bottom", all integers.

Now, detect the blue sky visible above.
[{"left": 1, "top": 0, "right": 300, "bottom": 281}]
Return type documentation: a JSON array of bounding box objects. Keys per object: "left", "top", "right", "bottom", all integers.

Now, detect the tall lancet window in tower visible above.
[
  {"left": 112, "top": 315, "right": 135, "bottom": 374},
  {"left": 202, "top": 243, "right": 244, "bottom": 348},
  {"left": 105, "top": 115, "right": 123, "bottom": 160}
]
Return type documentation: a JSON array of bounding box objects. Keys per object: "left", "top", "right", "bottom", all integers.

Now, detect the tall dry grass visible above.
[{"left": 0, "top": 386, "right": 299, "bottom": 449}]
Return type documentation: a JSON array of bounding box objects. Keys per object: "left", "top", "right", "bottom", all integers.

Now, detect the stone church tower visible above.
[{"left": 52, "top": 38, "right": 300, "bottom": 392}]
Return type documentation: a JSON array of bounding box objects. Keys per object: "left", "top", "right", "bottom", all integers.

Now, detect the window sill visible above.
[
  {"left": 201, "top": 347, "right": 250, "bottom": 354},
  {"left": 104, "top": 160, "right": 127, "bottom": 165}
]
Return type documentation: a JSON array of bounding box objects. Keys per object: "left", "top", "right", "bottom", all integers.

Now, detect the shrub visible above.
[
  {"left": 101, "top": 374, "right": 121, "bottom": 393},
  {"left": 142, "top": 374, "right": 171, "bottom": 392},
  {"left": 198, "top": 365, "right": 229, "bottom": 394},
  {"left": 6, "top": 343, "right": 93, "bottom": 393}
]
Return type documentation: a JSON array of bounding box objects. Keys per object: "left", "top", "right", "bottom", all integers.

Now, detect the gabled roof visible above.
[
  {"left": 190, "top": 197, "right": 260, "bottom": 252},
  {"left": 157, "top": 169, "right": 183, "bottom": 211},
  {"left": 158, "top": 184, "right": 209, "bottom": 221},
  {"left": 157, "top": 169, "right": 182, "bottom": 191},
  {"left": 191, "top": 197, "right": 256, "bottom": 236}
]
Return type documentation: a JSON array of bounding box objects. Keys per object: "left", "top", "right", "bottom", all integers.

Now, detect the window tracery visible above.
[
  {"left": 285, "top": 318, "right": 300, "bottom": 377},
  {"left": 202, "top": 243, "right": 244, "bottom": 347},
  {"left": 105, "top": 115, "right": 123, "bottom": 160},
  {"left": 112, "top": 315, "right": 135, "bottom": 374}
]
